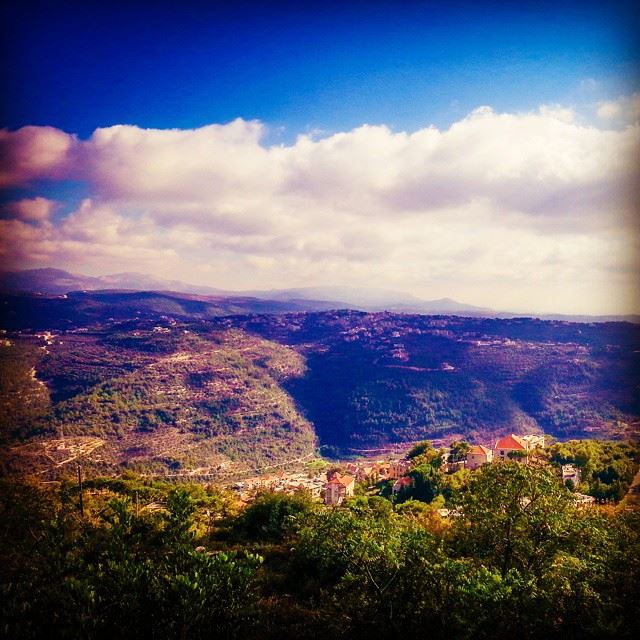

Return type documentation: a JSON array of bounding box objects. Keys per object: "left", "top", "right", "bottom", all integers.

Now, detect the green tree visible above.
[
  {"left": 0, "top": 479, "right": 263, "bottom": 640},
  {"left": 234, "top": 491, "right": 315, "bottom": 542},
  {"left": 452, "top": 462, "right": 575, "bottom": 578},
  {"left": 449, "top": 439, "right": 471, "bottom": 462},
  {"left": 408, "top": 463, "right": 442, "bottom": 503},
  {"left": 440, "top": 468, "right": 471, "bottom": 502},
  {"left": 406, "top": 440, "right": 442, "bottom": 466},
  {"left": 294, "top": 506, "right": 410, "bottom": 632}
]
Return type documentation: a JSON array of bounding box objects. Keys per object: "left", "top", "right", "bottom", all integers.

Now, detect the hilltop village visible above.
[{"left": 226, "top": 433, "right": 594, "bottom": 508}]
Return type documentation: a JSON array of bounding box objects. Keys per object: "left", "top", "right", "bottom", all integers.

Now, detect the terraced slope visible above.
[
  {"left": 1, "top": 308, "right": 638, "bottom": 475},
  {"left": 1, "top": 326, "right": 316, "bottom": 477},
  {"left": 220, "top": 311, "right": 640, "bottom": 450}
]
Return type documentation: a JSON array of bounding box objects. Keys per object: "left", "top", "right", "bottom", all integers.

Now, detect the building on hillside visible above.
[
  {"left": 561, "top": 464, "right": 581, "bottom": 485},
  {"left": 573, "top": 493, "right": 596, "bottom": 507},
  {"left": 521, "top": 434, "right": 545, "bottom": 450},
  {"left": 466, "top": 444, "right": 493, "bottom": 470},
  {"left": 445, "top": 460, "right": 466, "bottom": 473},
  {"left": 494, "top": 434, "right": 529, "bottom": 462},
  {"left": 375, "top": 462, "right": 392, "bottom": 479},
  {"left": 324, "top": 474, "right": 355, "bottom": 506},
  {"left": 391, "top": 476, "right": 414, "bottom": 495},
  {"left": 390, "top": 459, "right": 411, "bottom": 479},
  {"left": 356, "top": 464, "right": 377, "bottom": 483}
]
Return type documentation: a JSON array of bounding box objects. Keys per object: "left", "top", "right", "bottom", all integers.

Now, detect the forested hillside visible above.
[
  {"left": 1, "top": 298, "right": 638, "bottom": 475},
  {"left": 229, "top": 311, "right": 640, "bottom": 449},
  {"left": 1, "top": 323, "right": 316, "bottom": 476}
]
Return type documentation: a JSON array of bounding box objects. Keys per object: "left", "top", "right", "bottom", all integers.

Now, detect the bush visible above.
[{"left": 233, "top": 491, "right": 315, "bottom": 542}]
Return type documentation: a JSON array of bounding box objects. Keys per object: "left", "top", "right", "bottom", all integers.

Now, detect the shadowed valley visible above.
[{"left": 1, "top": 292, "right": 638, "bottom": 477}]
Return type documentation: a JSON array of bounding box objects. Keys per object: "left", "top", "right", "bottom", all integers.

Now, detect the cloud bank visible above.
[{"left": 1, "top": 105, "right": 639, "bottom": 314}]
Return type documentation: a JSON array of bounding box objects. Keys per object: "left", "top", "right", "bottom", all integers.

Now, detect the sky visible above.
[{"left": 1, "top": 0, "right": 639, "bottom": 314}]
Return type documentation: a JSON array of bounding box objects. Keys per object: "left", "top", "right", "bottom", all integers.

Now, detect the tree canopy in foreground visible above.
[{"left": 1, "top": 460, "right": 639, "bottom": 639}]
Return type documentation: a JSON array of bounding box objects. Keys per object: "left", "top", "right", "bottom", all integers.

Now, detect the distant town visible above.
[{"left": 225, "top": 433, "right": 597, "bottom": 510}]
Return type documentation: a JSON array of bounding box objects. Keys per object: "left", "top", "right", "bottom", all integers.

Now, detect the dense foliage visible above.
[
  {"left": 548, "top": 439, "right": 639, "bottom": 499},
  {"left": 0, "top": 480, "right": 261, "bottom": 639},
  {"left": 239, "top": 311, "right": 640, "bottom": 448},
  {"left": 2, "top": 461, "right": 639, "bottom": 639}
]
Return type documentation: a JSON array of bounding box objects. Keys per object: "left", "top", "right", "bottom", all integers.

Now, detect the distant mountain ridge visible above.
[
  {"left": 246, "top": 286, "right": 494, "bottom": 315},
  {"left": 0, "top": 268, "right": 226, "bottom": 297},
  {"left": 0, "top": 268, "right": 491, "bottom": 315},
  {"left": 1, "top": 268, "right": 638, "bottom": 323}
]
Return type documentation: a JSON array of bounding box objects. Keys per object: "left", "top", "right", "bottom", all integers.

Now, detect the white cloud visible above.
[
  {"left": 538, "top": 104, "right": 575, "bottom": 124},
  {"left": 0, "top": 105, "right": 638, "bottom": 314},
  {"left": 1, "top": 197, "right": 56, "bottom": 223},
  {"left": 596, "top": 93, "right": 640, "bottom": 125},
  {"left": 0, "top": 126, "right": 77, "bottom": 187},
  {"left": 597, "top": 101, "right": 622, "bottom": 120}
]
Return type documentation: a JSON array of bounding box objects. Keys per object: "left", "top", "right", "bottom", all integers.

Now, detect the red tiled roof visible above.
[
  {"left": 328, "top": 474, "right": 355, "bottom": 487},
  {"left": 495, "top": 434, "right": 527, "bottom": 450},
  {"left": 468, "top": 445, "right": 490, "bottom": 455}
]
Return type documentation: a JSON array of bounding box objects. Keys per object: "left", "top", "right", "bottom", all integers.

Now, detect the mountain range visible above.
[
  {"left": 2, "top": 268, "right": 638, "bottom": 323},
  {"left": 0, "top": 268, "right": 490, "bottom": 315}
]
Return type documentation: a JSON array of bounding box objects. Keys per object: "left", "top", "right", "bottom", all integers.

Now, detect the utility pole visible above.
[
  {"left": 135, "top": 490, "right": 140, "bottom": 517},
  {"left": 77, "top": 463, "right": 84, "bottom": 518}
]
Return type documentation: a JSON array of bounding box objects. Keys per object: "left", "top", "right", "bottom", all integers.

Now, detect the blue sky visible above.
[
  {"left": 1, "top": 1, "right": 639, "bottom": 314},
  {"left": 2, "top": 1, "right": 638, "bottom": 137}
]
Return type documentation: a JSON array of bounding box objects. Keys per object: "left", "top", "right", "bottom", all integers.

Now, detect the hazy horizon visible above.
[{"left": 1, "top": 1, "right": 639, "bottom": 316}]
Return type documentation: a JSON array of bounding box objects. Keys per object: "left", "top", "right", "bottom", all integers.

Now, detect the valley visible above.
[{"left": 1, "top": 293, "right": 638, "bottom": 479}]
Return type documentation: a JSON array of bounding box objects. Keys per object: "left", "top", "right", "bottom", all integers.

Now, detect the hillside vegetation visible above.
[
  {"left": 1, "top": 325, "right": 316, "bottom": 476},
  {"left": 1, "top": 301, "right": 638, "bottom": 474},
  {"left": 2, "top": 462, "right": 640, "bottom": 639},
  {"left": 228, "top": 311, "right": 640, "bottom": 449}
]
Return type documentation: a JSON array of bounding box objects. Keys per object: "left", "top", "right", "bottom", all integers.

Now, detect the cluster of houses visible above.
[
  {"left": 324, "top": 434, "right": 547, "bottom": 506},
  {"left": 232, "top": 472, "right": 326, "bottom": 502},
  {"left": 386, "top": 433, "right": 549, "bottom": 500},
  {"left": 324, "top": 459, "right": 412, "bottom": 505},
  {"left": 229, "top": 433, "right": 594, "bottom": 508},
  {"left": 465, "top": 433, "right": 546, "bottom": 470},
  {"left": 323, "top": 433, "right": 592, "bottom": 507}
]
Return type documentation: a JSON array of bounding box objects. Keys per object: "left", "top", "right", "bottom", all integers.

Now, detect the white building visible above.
[
  {"left": 466, "top": 444, "right": 493, "bottom": 470},
  {"left": 561, "top": 464, "right": 581, "bottom": 485},
  {"left": 324, "top": 474, "right": 355, "bottom": 506}
]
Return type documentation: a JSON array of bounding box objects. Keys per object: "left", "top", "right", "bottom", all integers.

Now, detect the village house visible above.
[
  {"left": 391, "top": 475, "right": 414, "bottom": 495},
  {"left": 521, "top": 434, "right": 545, "bottom": 450},
  {"left": 494, "top": 434, "right": 529, "bottom": 462},
  {"left": 372, "top": 462, "right": 394, "bottom": 480},
  {"left": 389, "top": 459, "right": 411, "bottom": 479},
  {"left": 355, "top": 464, "right": 377, "bottom": 483},
  {"left": 573, "top": 492, "right": 596, "bottom": 507},
  {"left": 435, "top": 447, "right": 465, "bottom": 472},
  {"left": 324, "top": 473, "right": 355, "bottom": 506},
  {"left": 465, "top": 444, "right": 493, "bottom": 470},
  {"left": 561, "top": 464, "right": 581, "bottom": 485},
  {"left": 345, "top": 462, "right": 359, "bottom": 475}
]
